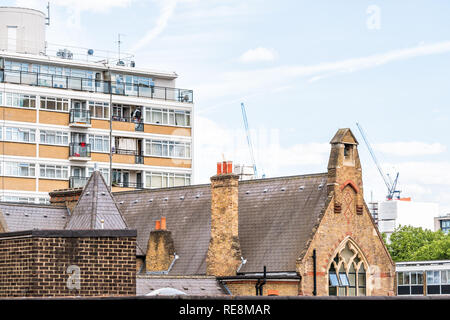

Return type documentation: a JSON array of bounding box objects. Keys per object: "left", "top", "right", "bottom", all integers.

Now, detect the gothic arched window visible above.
[{"left": 328, "top": 241, "right": 367, "bottom": 296}]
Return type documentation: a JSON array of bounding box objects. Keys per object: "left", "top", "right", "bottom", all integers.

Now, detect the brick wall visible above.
[{"left": 0, "top": 230, "right": 136, "bottom": 297}]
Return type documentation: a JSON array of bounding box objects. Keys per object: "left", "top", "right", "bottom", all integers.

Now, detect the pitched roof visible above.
[
  {"left": 330, "top": 128, "right": 358, "bottom": 145},
  {"left": 136, "top": 276, "right": 227, "bottom": 296},
  {"left": 65, "top": 170, "right": 128, "bottom": 230},
  {"left": 0, "top": 202, "right": 68, "bottom": 232},
  {"left": 114, "top": 172, "right": 328, "bottom": 275}
]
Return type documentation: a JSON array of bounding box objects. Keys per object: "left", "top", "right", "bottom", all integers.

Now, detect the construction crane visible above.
[
  {"left": 356, "top": 122, "right": 401, "bottom": 200},
  {"left": 241, "top": 102, "right": 258, "bottom": 178}
]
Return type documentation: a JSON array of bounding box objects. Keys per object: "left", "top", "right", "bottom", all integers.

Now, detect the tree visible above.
[{"left": 384, "top": 225, "right": 449, "bottom": 262}]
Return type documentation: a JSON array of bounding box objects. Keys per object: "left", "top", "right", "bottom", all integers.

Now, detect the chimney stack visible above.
[
  {"left": 206, "top": 161, "right": 242, "bottom": 277},
  {"left": 145, "top": 217, "right": 176, "bottom": 273}
]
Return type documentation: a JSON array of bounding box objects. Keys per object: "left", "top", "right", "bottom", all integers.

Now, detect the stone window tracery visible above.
[{"left": 328, "top": 241, "right": 367, "bottom": 296}]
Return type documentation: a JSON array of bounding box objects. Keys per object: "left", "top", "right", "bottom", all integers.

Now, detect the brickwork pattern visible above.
[
  {"left": 207, "top": 174, "right": 241, "bottom": 277},
  {"left": 225, "top": 281, "right": 300, "bottom": 296},
  {"left": 298, "top": 130, "right": 395, "bottom": 296},
  {"left": 0, "top": 235, "right": 136, "bottom": 297}
]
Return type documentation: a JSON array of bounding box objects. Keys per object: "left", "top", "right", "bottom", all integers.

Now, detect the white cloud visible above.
[
  {"left": 239, "top": 47, "right": 277, "bottom": 63},
  {"left": 195, "top": 40, "right": 450, "bottom": 101},
  {"left": 374, "top": 142, "right": 446, "bottom": 156},
  {"left": 193, "top": 115, "right": 329, "bottom": 183},
  {"left": 129, "top": 0, "right": 178, "bottom": 52},
  {"left": 15, "top": 0, "right": 134, "bottom": 13}
]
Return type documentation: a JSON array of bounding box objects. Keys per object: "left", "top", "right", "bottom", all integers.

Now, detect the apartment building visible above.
[{"left": 0, "top": 6, "right": 193, "bottom": 204}]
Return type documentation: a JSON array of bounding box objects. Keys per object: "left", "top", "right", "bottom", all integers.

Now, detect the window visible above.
[
  {"left": 441, "top": 220, "right": 450, "bottom": 234},
  {"left": 39, "top": 164, "right": 69, "bottom": 179},
  {"left": 89, "top": 134, "right": 109, "bottom": 152},
  {"left": 89, "top": 101, "right": 109, "bottom": 119},
  {"left": 40, "top": 96, "right": 69, "bottom": 111},
  {"left": 40, "top": 130, "right": 68, "bottom": 145},
  {"left": 145, "top": 172, "right": 191, "bottom": 189},
  {"left": 87, "top": 167, "right": 109, "bottom": 183},
  {"left": 145, "top": 107, "right": 191, "bottom": 127},
  {"left": 5, "top": 127, "right": 36, "bottom": 143},
  {"left": 328, "top": 241, "right": 367, "bottom": 296},
  {"left": 5, "top": 92, "right": 36, "bottom": 108},
  {"left": 4, "top": 162, "right": 35, "bottom": 177},
  {"left": 145, "top": 139, "right": 191, "bottom": 158}
]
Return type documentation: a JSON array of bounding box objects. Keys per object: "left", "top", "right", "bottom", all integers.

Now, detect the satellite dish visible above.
[{"left": 87, "top": 49, "right": 94, "bottom": 55}]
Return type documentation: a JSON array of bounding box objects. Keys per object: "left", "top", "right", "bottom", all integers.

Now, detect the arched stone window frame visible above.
[{"left": 327, "top": 237, "right": 369, "bottom": 296}]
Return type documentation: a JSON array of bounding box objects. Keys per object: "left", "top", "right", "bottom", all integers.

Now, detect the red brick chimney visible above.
[{"left": 206, "top": 161, "right": 242, "bottom": 276}]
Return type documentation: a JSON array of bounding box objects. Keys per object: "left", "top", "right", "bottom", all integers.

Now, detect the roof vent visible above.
[
  {"left": 318, "top": 184, "right": 324, "bottom": 190},
  {"left": 134, "top": 199, "right": 139, "bottom": 203},
  {"left": 263, "top": 188, "right": 268, "bottom": 193},
  {"left": 148, "top": 199, "right": 153, "bottom": 202},
  {"left": 119, "top": 201, "right": 124, "bottom": 204},
  {"left": 164, "top": 197, "right": 168, "bottom": 201},
  {"left": 180, "top": 196, "right": 184, "bottom": 200},
  {"left": 101, "top": 192, "right": 106, "bottom": 195},
  {"left": 299, "top": 186, "right": 305, "bottom": 191},
  {"left": 5, "top": 212, "right": 9, "bottom": 216},
  {"left": 86, "top": 192, "right": 90, "bottom": 195},
  {"left": 43, "top": 214, "right": 48, "bottom": 218},
  {"left": 246, "top": 191, "right": 250, "bottom": 194},
  {"left": 24, "top": 213, "right": 29, "bottom": 217},
  {"left": 195, "top": 194, "right": 200, "bottom": 198},
  {"left": 281, "top": 187, "right": 286, "bottom": 192}
]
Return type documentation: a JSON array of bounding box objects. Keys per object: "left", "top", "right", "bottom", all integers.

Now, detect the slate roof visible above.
[
  {"left": 0, "top": 172, "right": 329, "bottom": 276},
  {"left": 115, "top": 172, "right": 329, "bottom": 275},
  {"left": 65, "top": 170, "right": 128, "bottom": 230},
  {"left": 0, "top": 202, "right": 68, "bottom": 232},
  {"left": 136, "top": 276, "right": 227, "bottom": 296}
]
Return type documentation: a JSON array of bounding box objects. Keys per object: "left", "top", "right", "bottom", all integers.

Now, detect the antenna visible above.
[
  {"left": 46, "top": 2, "right": 50, "bottom": 26},
  {"left": 117, "top": 34, "right": 126, "bottom": 65}
]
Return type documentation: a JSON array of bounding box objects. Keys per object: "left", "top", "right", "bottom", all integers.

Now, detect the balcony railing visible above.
[
  {"left": 69, "top": 176, "right": 89, "bottom": 188},
  {"left": 111, "top": 116, "right": 143, "bottom": 131},
  {"left": 0, "top": 69, "right": 193, "bottom": 103},
  {"left": 69, "top": 142, "right": 91, "bottom": 158},
  {"left": 70, "top": 109, "right": 91, "bottom": 125},
  {"left": 111, "top": 181, "right": 144, "bottom": 189},
  {"left": 112, "top": 148, "right": 144, "bottom": 164}
]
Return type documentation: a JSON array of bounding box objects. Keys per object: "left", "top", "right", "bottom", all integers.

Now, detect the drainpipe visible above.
[
  {"left": 312, "top": 249, "right": 317, "bottom": 296},
  {"left": 255, "top": 266, "right": 267, "bottom": 296}
]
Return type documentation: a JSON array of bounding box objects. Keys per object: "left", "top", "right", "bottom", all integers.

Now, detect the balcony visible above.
[
  {"left": 111, "top": 116, "right": 143, "bottom": 132},
  {"left": 113, "top": 148, "right": 144, "bottom": 164},
  {"left": 69, "top": 142, "right": 91, "bottom": 161},
  {"left": 69, "top": 176, "right": 89, "bottom": 188},
  {"left": 0, "top": 69, "right": 193, "bottom": 103},
  {"left": 111, "top": 181, "right": 145, "bottom": 189},
  {"left": 69, "top": 109, "right": 91, "bottom": 127}
]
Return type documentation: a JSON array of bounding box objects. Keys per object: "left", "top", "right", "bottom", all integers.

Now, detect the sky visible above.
[{"left": 6, "top": 0, "right": 450, "bottom": 214}]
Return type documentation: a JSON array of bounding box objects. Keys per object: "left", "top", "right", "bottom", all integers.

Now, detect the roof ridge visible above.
[{"left": 0, "top": 202, "right": 65, "bottom": 209}]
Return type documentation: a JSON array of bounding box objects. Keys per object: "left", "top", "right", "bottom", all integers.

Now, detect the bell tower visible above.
[{"left": 327, "top": 128, "right": 364, "bottom": 217}]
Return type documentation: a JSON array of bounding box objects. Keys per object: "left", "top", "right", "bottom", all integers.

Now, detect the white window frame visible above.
[
  {"left": 145, "top": 139, "right": 191, "bottom": 159},
  {"left": 39, "top": 164, "right": 69, "bottom": 180},
  {"left": 4, "top": 161, "right": 36, "bottom": 177},
  {"left": 40, "top": 96, "right": 69, "bottom": 112},
  {"left": 40, "top": 130, "right": 69, "bottom": 146},
  {"left": 89, "top": 134, "right": 110, "bottom": 153},
  {"left": 4, "top": 92, "right": 36, "bottom": 109},
  {"left": 4, "top": 127, "right": 36, "bottom": 143},
  {"left": 144, "top": 107, "right": 191, "bottom": 127},
  {"left": 89, "top": 101, "right": 110, "bottom": 119},
  {"left": 145, "top": 171, "right": 191, "bottom": 189}
]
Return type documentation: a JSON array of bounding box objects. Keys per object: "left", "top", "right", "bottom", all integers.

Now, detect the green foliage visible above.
[{"left": 386, "top": 225, "right": 450, "bottom": 262}]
